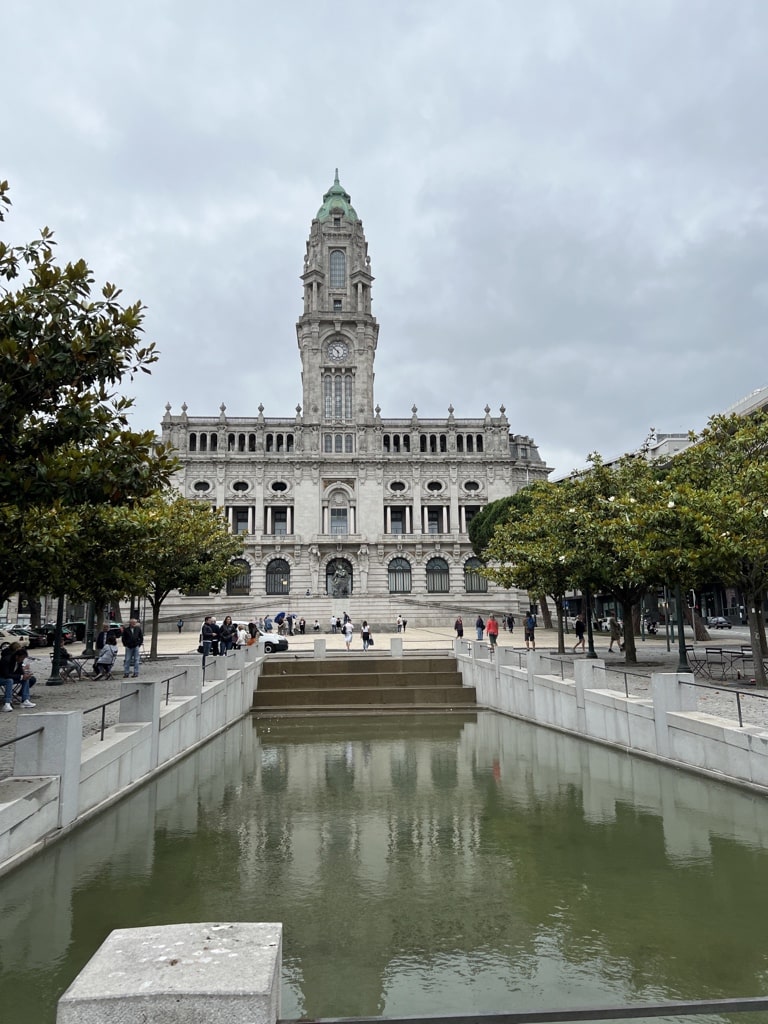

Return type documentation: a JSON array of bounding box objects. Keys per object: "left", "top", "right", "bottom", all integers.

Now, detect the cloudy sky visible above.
[{"left": 5, "top": 0, "right": 767, "bottom": 476}]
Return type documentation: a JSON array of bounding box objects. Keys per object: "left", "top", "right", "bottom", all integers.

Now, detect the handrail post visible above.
[
  {"left": 13, "top": 711, "right": 83, "bottom": 827},
  {"left": 118, "top": 680, "right": 161, "bottom": 770}
]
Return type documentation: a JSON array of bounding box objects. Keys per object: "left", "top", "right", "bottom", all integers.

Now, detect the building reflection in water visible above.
[{"left": 3, "top": 711, "right": 768, "bottom": 1024}]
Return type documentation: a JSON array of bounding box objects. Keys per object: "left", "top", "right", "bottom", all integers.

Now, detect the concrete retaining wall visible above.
[
  {"left": 455, "top": 642, "right": 768, "bottom": 794},
  {"left": 0, "top": 648, "right": 261, "bottom": 876}
]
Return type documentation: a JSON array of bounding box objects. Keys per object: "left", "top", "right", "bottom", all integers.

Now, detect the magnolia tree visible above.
[
  {"left": 0, "top": 181, "right": 178, "bottom": 610},
  {"left": 131, "top": 493, "right": 246, "bottom": 659},
  {"left": 480, "top": 482, "right": 585, "bottom": 654},
  {"left": 670, "top": 413, "right": 768, "bottom": 685}
]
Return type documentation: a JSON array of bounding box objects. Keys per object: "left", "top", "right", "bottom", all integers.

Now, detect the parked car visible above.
[
  {"left": 0, "top": 627, "right": 19, "bottom": 647},
  {"left": 708, "top": 616, "right": 732, "bottom": 629},
  {"left": 9, "top": 625, "right": 48, "bottom": 648},
  {"left": 38, "top": 623, "right": 76, "bottom": 645},
  {"left": 199, "top": 620, "right": 288, "bottom": 655},
  {"left": 257, "top": 630, "right": 289, "bottom": 654},
  {"left": 63, "top": 620, "right": 123, "bottom": 642}
]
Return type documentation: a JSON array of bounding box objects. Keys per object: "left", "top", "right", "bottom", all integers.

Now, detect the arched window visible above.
[
  {"left": 464, "top": 557, "right": 487, "bottom": 593},
  {"left": 266, "top": 434, "right": 274, "bottom": 452},
  {"left": 383, "top": 435, "right": 391, "bottom": 452},
  {"left": 324, "top": 434, "right": 332, "bottom": 452},
  {"left": 456, "top": 435, "right": 464, "bottom": 453},
  {"left": 476, "top": 435, "right": 484, "bottom": 452},
  {"left": 210, "top": 434, "right": 218, "bottom": 452},
  {"left": 344, "top": 374, "right": 353, "bottom": 419},
  {"left": 388, "top": 557, "right": 412, "bottom": 594},
  {"left": 403, "top": 435, "right": 410, "bottom": 452},
  {"left": 420, "top": 436, "right": 427, "bottom": 453},
  {"left": 330, "top": 249, "right": 346, "bottom": 288},
  {"left": 266, "top": 558, "right": 291, "bottom": 596},
  {"left": 227, "top": 559, "right": 251, "bottom": 596},
  {"left": 440, "top": 435, "right": 447, "bottom": 453},
  {"left": 189, "top": 434, "right": 197, "bottom": 452},
  {"left": 286, "top": 434, "right": 294, "bottom": 452},
  {"left": 345, "top": 434, "right": 353, "bottom": 453},
  {"left": 227, "top": 433, "right": 235, "bottom": 451},
  {"left": 199, "top": 434, "right": 207, "bottom": 453},
  {"left": 335, "top": 434, "right": 343, "bottom": 453},
  {"left": 249, "top": 433, "right": 256, "bottom": 451},
  {"left": 466, "top": 435, "right": 473, "bottom": 453},
  {"left": 334, "top": 375, "right": 343, "bottom": 419},
  {"left": 393, "top": 434, "right": 401, "bottom": 453},
  {"left": 324, "top": 375, "right": 332, "bottom": 419},
  {"left": 426, "top": 557, "right": 450, "bottom": 593},
  {"left": 238, "top": 433, "right": 246, "bottom": 452}
]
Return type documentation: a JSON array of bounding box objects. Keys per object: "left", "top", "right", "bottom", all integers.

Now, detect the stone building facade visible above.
[{"left": 159, "top": 174, "right": 550, "bottom": 625}]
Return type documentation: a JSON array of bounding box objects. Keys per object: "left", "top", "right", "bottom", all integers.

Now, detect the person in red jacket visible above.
[{"left": 486, "top": 614, "right": 499, "bottom": 650}]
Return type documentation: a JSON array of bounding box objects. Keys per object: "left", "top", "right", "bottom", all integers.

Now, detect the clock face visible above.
[{"left": 327, "top": 339, "right": 349, "bottom": 363}]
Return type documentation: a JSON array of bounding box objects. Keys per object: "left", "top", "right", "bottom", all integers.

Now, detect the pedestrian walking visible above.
[
  {"left": 475, "top": 615, "right": 485, "bottom": 640},
  {"left": 486, "top": 614, "right": 499, "bottom": 650},
  {"left": 454, "top": 616, "right": 464, "bottom": 639},
  {"left": 177, "top": 617, "right": 184, "bottom": 633},
  {"left": 573, "top": 614, "right": 586, "bottom": 653},
  {"left": 361, "top": 620, "right": 372, "bottom": 651},
  {"left": 608, "top": 614, "right": 623, "bottom": 653},
  {"left": 343, "top": 618, "right": 354, "bottom": 651},
  {"left": 524, "top": 611, "right": 536, "bottom": 651}
]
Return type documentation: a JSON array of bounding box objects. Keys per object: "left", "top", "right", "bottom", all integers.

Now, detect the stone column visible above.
[{"left": 13, "top": 710, "right": 83, "bottom": 828}]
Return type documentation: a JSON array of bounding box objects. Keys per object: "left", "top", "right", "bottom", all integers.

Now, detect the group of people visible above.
[
  {"left": 454, "top": 611, "right": 539, "bottom": 651},
  {"left": 1, "top": 641, "right": 37, "bottom": 711}
]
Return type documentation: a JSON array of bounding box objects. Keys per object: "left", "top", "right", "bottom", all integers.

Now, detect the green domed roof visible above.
[{"left": 316, "top": 169, "right": 358, "bottom": 223}]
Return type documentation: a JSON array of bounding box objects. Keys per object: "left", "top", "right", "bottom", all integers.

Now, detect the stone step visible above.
[
  {"left": 258, "top": 670, "right": 463, "bottom": 690},
  {"left": 260, "top": 655, "right": 453, "bottom": 677},
  {"left": 253, "top": 685, "right": 476, "bottom": 708}
]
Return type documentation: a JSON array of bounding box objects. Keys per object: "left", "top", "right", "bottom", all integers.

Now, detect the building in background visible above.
[{"left": 160, "top": 173, "right": 550, "bottom": 625}]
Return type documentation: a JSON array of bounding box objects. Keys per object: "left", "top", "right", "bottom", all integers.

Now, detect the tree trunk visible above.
[
  {"left": 683, "top": 606, "right": 711, "bottom": 641},
  {"left": 539, "top": 595, "right": 553, "bottom": 630},
  {"left": 554, "top": 595, "right": 565, "bottom": 655},
  {"left": 621, "top": 601, "right": 638, "bottom": 664},
  {"left": 149, "top": 594, "right": 161, "bottom": 660}
]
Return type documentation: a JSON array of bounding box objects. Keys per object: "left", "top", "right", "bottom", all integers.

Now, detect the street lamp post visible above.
[
  {"left": 46, "top": 595, "right": 65, "bottom": 685},
  {"left": 584, "top": 584, "right": 598, "bottom": 659}
]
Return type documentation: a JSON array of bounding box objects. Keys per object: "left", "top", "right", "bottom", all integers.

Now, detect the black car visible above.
[
  {"left": 708, "top": 616, "right": 733, "bottom": 629},
  {"left": 39, "top": 623, "right": 76, "bottom": 645}
]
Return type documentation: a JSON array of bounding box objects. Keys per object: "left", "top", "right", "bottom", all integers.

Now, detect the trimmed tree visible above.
[{"left": 130, "top": 493, "right": 246, "bottom": 659}]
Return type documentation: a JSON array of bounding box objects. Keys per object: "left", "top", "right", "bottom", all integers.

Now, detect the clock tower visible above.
[{"left": 297, "top": 171, "right": 378, "bottom": 428}]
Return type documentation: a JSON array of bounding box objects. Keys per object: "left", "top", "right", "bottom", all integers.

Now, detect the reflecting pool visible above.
[{"left": 2, "top": 711, "right": 768, "bottom": 1024}]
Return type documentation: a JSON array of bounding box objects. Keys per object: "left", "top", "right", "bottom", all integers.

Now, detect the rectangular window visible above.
[
  {"left": 330, "top": 508, "right": 348, "bottom": 535},
  {"left": 233, "top": 509, "right": 249, "bottom": 535},
  {"left": 333, "top": 299, "right": 342, "bottom": 312},
  {"left": 427, "top": 508, "right": 447, "bottom": 534},
  {"left": 273, "top": 509, "right": 288, "bottom": 536},
  {"left": 390, "top": 510, "right": 404, "bottom": 534}
]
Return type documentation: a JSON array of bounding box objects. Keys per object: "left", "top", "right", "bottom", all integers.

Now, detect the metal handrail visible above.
[
  {"left": 0, "top": 725, "right": 44, "bottom": 751},
  {"left": 83, "top": 689, "right": 140, "bottom": 741},
  {"left": 162, "top": 670, "right": 189, "bottom": 705},
  {"left": 681, "top": 677, "right": 768, "bottom": 728},
  {"left": 278, "top": 995, "right": 768, "bottom": 1024}
]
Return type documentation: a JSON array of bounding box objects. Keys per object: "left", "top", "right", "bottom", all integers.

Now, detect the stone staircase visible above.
[{"left": 252, "top": 654, "right": 476, "bottom": 714}]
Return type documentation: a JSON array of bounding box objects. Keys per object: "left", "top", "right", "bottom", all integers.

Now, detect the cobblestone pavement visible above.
[{"left": 2, "top": 627, "right": 765, "bottom": 779}]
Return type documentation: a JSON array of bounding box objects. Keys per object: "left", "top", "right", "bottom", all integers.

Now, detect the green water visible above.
[{"left": 2, "top": 711, "right": 768, "bottom": 1023}]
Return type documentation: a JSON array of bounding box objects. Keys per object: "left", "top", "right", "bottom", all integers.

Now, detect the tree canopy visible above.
[{"left": 0, "top": 181, "right": 178, "bottom": 606}]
